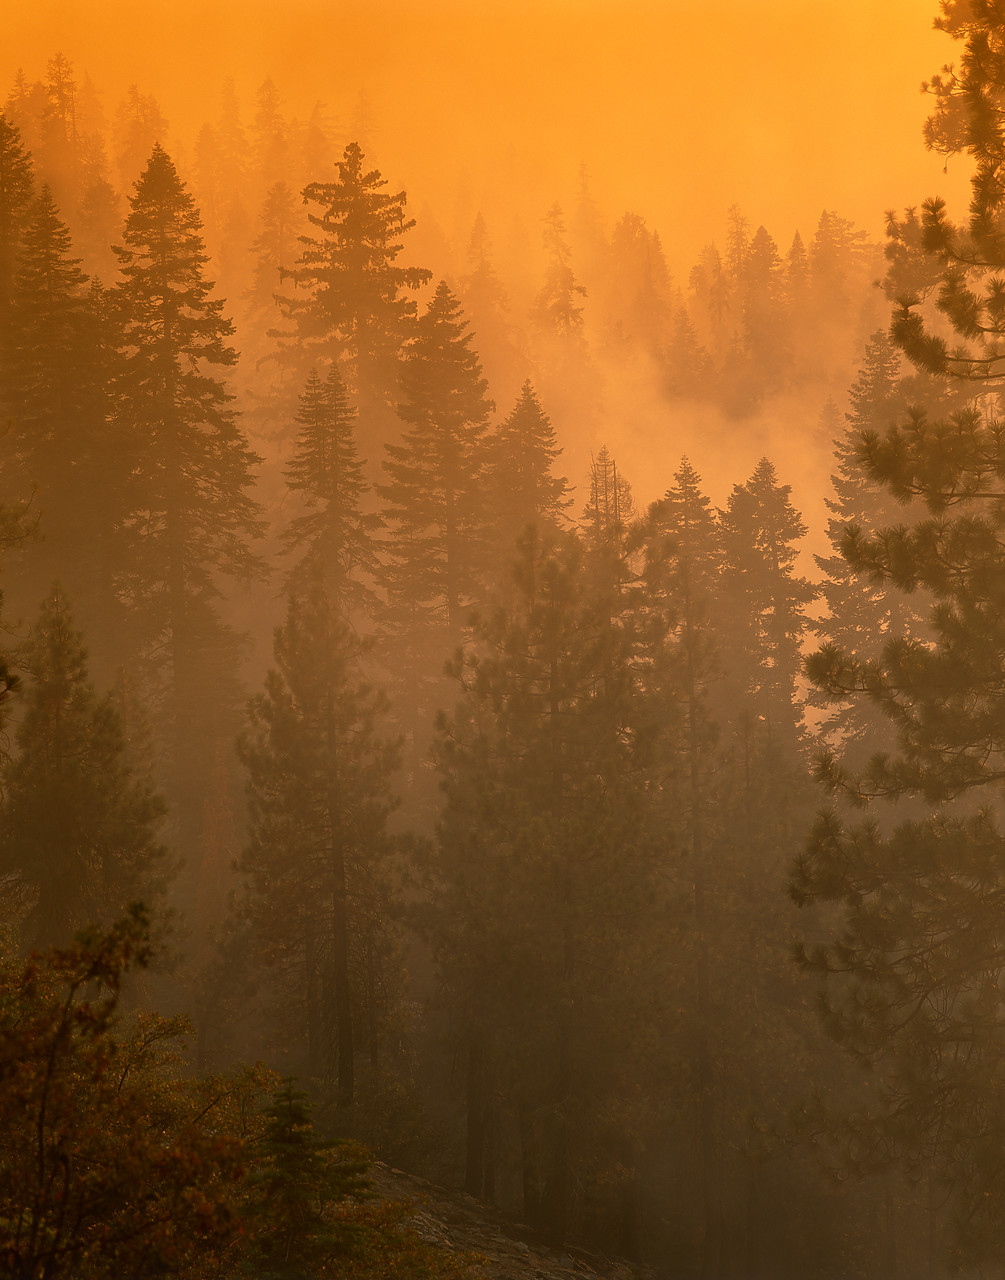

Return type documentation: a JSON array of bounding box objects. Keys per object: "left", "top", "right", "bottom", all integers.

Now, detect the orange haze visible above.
[
  {"left": 3, "top": 0, "right": 977, "bottom": 535},
  {"left": 6, "top": 0, "right": 970, "bottom": 272}
]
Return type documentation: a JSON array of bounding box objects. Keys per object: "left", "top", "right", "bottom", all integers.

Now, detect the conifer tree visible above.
[
  {"left": 811, "top": 333, "right": 945, "bottom": 762},
  {"left": 633, "top": 459, "right": 726, "bottom": 1270},
  {"left": 243, "top": 1080, "right": 370, "bottom": 1279},
  {"left": 637, "top": 463, "right": 831, "bottom": 1277},
  {"left": 379, "top": 281, "right": 494, "bottom": 637},
  {"left": 248, "top": 181, "right": 300, "bottom": 316},
  {"left": 582, "top": 444, "right": 635, "bottom": 552},
  {"left": 109, "top": 144, "right": 263, "bottom": 837},
  {"left": 795, "top": 10, "right": 1005, "bottom": 1262},
  {"left": 796, "top": 396, "right": 1005, "bottom": 1264},
  {"left": 429, "top": 525, "right": 665, "bottom": 1239},
  {"left": 113, "top": 85, "right": 168, "bottom": 188},
  {"left": 0, "top": 187, "right": 118, "bottom": 653},
  {"left": 460, "top": 212, "right": 523, "bottom": 400},
  {"left": 810, "top": 210, "right": 871, "bottom": 316},
  {"left": 785, "top": 229, "right": 809, "bottom": 309},
  {"left": 717, "top": 458, "right": 816, "bottom": 751},
  {"left": 239, "top": 584, "right": 401, "bottom": 1109},
  {"left": 532, "top": 203, "right": 586, "bottom": 336},
  {"left": 275, "top": 141, "right": 432, "bottom": 435},
  {"left": 283, "top": 366, "right": 381, "bottom": 618},
  {"left": 251, "top": 78, "right": 289, "bottom": 193},
  {"left": 485, "top": 380, "right": 570, "bottom": 565},
  {"left": 663, "top": 307, "right": 710, "bottom": 399},
  {"left": 741, "top": 224, "right": 789, "bottom": 396},
  {"left": 599, "top": 212, "right": 673, "bottom": 356},
  {"left": 0, "top": 586, "right": 167, "bottom": 947},
  {"left": 0, "top": 112, "right": 34, "bottom": 315}
]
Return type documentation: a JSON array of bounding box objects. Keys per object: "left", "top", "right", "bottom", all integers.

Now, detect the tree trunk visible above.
[
  {"left": 326, "top": 680, "right": 354, "bottom": 1109},
  {"left": 465, "top": 1032, "right": 486, "bottom": 1196}
]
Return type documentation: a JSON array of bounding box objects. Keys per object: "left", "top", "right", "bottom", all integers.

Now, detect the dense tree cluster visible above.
[{"left": 4, "top": 9, "right": 1005, "bottom": 1276}]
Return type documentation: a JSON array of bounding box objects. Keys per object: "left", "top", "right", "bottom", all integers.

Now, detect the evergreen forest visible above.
[{"left": 6, "top": 3, "right": 1005, "bottom": 1277}]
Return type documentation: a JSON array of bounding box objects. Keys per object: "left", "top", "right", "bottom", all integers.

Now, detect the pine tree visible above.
[
  {"left": 275, "top": 141, "right": 432, "bottom": 437},
  {"left": 243, "top": 1080, "right": 370, "bottom": 1280},
  {"left": 282, "top": 366, "right": 382, "bottom": 618},
  {"left": 795, "top": 10, "right": 1005, "bottom": 1263},
  {"left": 689, "top": 240, "right": 741, "bottom": 387},
  {"left": 460, "top": 212, "right": 523, "bottom": 401},
  {"left": 109, "top": 144, "right": 263, "bottom": 837},
  {"left": 248, "top": 181, "right": 301, "bottom": 317},
  {"left": 582, "top": 444, "right": 635, "bottom": 552},
  {"left": 379, "top": 280, "right": 494, "bottom": 638},
  {"left": 633, "top": 459, "right": 727, "bottom": 1271},
  {"left": 785, "top": 229, "right": 809, "bottom": 310},
  {"left": 810, "top": 209, "right": 871, "bottom": 316},
  {"left": 113, "top": 85, "right": 168, "bottom": 188},
  {"left": 0, "top": 112, "right": 34, "bottom": 317},
  {"left": 599, "top": 212, "right": 673, "bottom": 357},
  {"left": 0, "top": 586, "right": 167, "bottom": 947},
  {"left": 886, "top": 2, "right": 1005, "bottom": 389},
  {"left": 532, "top": 203, "right": 586, "bottom": 336},
  {"left": 251, "top": 78, "right": 289, "bottom": 193},
  {"left": 717, "top": 458, "right": 816, "bottom": 752},
  {"left": 796, "top": 398, "right": 1005, "bottom": 1263},
  {"left": 0, "top": 187, "right": 119, "bottom": 657},
  {"left": 485, "top": 380, "right": 570, "bottom": 566},
  {"left": 238, "top": 584, "right": 401, "bottom": 1109},
  {"left": 811, "top": 333, "right": 942, "bottom": 763},
  {"left": 663, "top": 306, "right": 710, "bottom": 399},
  {"left": 741, "top": 224, "right": 789, "bottom": 397},
  {"left": 428, "top": 524, "right": 665, "bottom": 1240}
]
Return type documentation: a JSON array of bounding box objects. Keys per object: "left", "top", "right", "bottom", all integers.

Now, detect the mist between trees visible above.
[{"left": 5, "top": 6, "right": 1005, "bottom": 1276}]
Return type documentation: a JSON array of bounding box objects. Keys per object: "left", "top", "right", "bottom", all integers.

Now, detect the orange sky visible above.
[
  {"left": 3, "top": 0, "right": 979, "bottom": 530},
  {"left": 4, "top": 0, "right": 972, "bottom": 269}
]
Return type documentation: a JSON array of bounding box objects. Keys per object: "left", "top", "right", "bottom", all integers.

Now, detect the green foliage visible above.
[
  {"left": 242, "top": 1080, "right": 370, "bottom": 1279},
  {"left": 887, "top": 3, "right": 1005, "bottom": 383},
  {"left": 798, "top": 17, "right": 1005, "bottom": 1247}
]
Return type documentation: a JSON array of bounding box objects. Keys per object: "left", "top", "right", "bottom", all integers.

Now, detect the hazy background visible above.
[
  {"left": 5, "top": 0, "right": 969, "bottom": 272},
  {"left": 2, "top": 0, "right": 974, "bottom": 539}
]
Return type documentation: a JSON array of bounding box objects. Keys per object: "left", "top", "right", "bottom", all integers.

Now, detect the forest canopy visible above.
[{"left": 2, "top": 3, "right": 1005, "bottom": 1277}]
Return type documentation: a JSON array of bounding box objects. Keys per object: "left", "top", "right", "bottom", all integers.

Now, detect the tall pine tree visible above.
[
  {"left": 238, "top": 584, "right": 401, "bottom": 1111},
  {"left": 0, "top": 112, "right": 34, "bottom": 318},
  {"left": 275, "top": 141, "right": 431, "bottom": 444},
  {"left": 0, "top": 187, "right": 119, "bottom": 659},
  {"left": 110, "top": 144, "right": 263, "bottom": 847},
  {"left": 485, "top": 380, "right": 570, "bottom": 572},
  {"left": 796, "top": 8, "right": 1005, "bottom": 1265},
  {"left": 282, "top": 366, "right": 381, "bottom": 621},
  {"left": 379, "top": 280, "right": 494, "bottom": 639}
]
